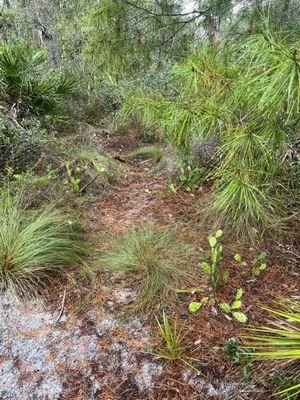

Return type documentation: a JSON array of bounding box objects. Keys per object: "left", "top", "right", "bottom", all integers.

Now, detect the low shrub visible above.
[
  {"left": 0, "top": 193, "right": 88, "bottom": 297},
  {"left": 0, "top": 115, "right": 41, "bottom": 175},
  {"left": 63, "top": 149, "right": 119, "bottom": 196}
]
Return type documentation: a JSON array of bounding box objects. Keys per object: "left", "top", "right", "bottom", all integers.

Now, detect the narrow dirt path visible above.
[
  {"left": 86, "top": 131, "right": 204, "bottom": 239},
  {"left": 1, "top": 130, "right": 298, "bottom": 400}
]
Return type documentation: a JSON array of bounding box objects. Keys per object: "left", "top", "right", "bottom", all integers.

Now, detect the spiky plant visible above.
[
  {"left": 0, "top": 42, "right": 76, "bottom": 115},
  {"left": 153, "top": 311, "right": 198, "bottom": 370},
  {"left": 244, "top": 299, "right": 300, "bottom": 398},
  {"left": 0, "top": 194, "right": 88, "bottom": 297},
  {"left": 102, "top": 225, "right": 195, "bottom": 314}
]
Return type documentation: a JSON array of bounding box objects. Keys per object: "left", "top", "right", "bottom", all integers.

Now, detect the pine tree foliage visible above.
[
  {"left": 122, "top": 27, "right": 300, "bottom": 236},
  {"left": 85, "top": 0, "right": 193, "bottom": 79}
]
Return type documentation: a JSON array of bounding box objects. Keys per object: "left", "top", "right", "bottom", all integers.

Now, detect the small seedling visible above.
[
  {"left": 252, "top": 252, "right": 267, "bottom": 277},
  {"left": 168, "top": 182, "right": 178, "bottom": 194},
  {"left": 234, "top": 253, "right": 247, "bottom": 266},
  {"left": 178, "top": 164, "right": 205, "bottom": 192},
  {"left": 200, "top": 230, "right": 223, "bottom": 293},
  {"left": 189, "top": 297, "right": 209, "bottom": 313},
  {"left": 224, "top": 338, "right": 253, "bottom": 382},
  {"left": 65, "top": 161, "right": 82, "bottom": 194},
  {"left": 234, "top": 251, "right": 268, "bottom": 278},
  {"left": 219, "top": 288, "right": 248, "bottom": 323}
]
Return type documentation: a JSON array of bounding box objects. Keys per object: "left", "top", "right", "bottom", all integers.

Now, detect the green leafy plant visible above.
[
  {"left": 177, "top": 163, "right": 206, "bottom": 193},
  {"left": 0, "top": 193, "right": 88, "bottom": 297},
  {"left": 234, "top": 253, "right": 247, "bottom": 266},
  {"left": 219, "top": 288, "right": 248, "bottom": 323},
  {"left": 189, "top": 297, "right": 209, "bottom": 313},
  {"left": 252, "top": 251, "right": 268, "bottom": 277},
  {"left": 74, "top": 149, "right": 119, "bottom": 194},
  {"left": 243, "top": 299, "right": 300, "bottom": 398},
  {"left": 65, "top": 161, "right": 82, "bottom": 194},
  {"left": 102, "top": 225, "right": 196, "bottom": 314},
  {"left": 234, "top": 251, "right": 268, "bottom": 277},
  {"left": 153, "top": 311, "right": 197, "bottom": 370},
  {"left": 224, "top": 338, "right": 253, "bottom": 382},
  {"left": 200, "top": 230, "right": 224, "bottom": 293}
]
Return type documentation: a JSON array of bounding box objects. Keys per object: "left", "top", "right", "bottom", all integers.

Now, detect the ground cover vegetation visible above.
[{"left": 0, "top": 0, "right": 299, "bottom": 399}]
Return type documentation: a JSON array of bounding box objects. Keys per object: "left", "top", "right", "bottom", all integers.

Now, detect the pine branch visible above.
[{"left": 124, "top": 0, "right": 209, "bottom": 19}]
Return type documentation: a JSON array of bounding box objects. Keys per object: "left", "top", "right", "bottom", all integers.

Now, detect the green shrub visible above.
[
  {"left": 102, "top": 225, "right": 195, "bottom": 314},
  {"left": 0, "top": 116, "right": 41, "bottom": 175},
  {"left": 0, "top": 194, "right": 88, "bottom": 297}
]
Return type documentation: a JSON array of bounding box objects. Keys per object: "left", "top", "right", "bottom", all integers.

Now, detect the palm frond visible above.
[{"left": 243, "top": 299, "right": 300, "bottom": 397}]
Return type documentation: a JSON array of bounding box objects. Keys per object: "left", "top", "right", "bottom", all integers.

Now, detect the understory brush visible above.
[
  {"left": 63, "top": 149, "right": 119, "bottom": 197},
  {"left": 102, "top": 225, "right": 197, "bottom": 314},
  {"left": 0, "top": 114, "right": 42, "bottom": 175},
  {"left": 0, "top": 193, "right": 89, "bottom": 297},
  {"left": 11, "top": 169, "right": 60, "bottom": 207}
]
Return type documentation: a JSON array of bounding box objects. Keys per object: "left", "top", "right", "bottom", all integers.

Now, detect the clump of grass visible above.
[
  {"left": 126, "top": 145, "right": 163, "bottom": 163},
  {"left": 102, "top": 225, "right": 195, "bottom": 314},
  {"left": 0, "top": 194, "right": 88, "bottom": 297}
]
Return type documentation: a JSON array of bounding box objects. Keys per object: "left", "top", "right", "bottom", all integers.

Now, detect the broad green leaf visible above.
[
  {"left": 208, "top": 235, "right": 217, "bottom": 248},
  {"left": 258, "top": 252, "right": 267, "bottom": 260},
  {"left": 215, "top": 230, "right": 223, "bottom": 238},
  {"left": 232, "top": 312, "right": 248, "bottom": 323},
  {"left": 189, "top": 302, "right": 203, "bottom": 313},
  {"left": 259, "top": 263, "right": 267, "bottom": 271},
  {"left": 236, "top": 288, "right": 244, "bottom": 300},
  {"left": 232, "top": 300, "right": 242, "bottom": 310},
  {"left": 234, "top": 253, "right": 242, "bottom": 262},
  {"left": 253, "top": 268, "right": 261, "bottom": 276},
  {"left": 217, "top": 245, "right": 223, "bottom": 254},
  {"left": 220, "top": 302, "right": 231, "bottom": 313}
]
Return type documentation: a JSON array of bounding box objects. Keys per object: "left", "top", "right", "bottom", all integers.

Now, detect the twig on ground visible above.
[{"left": 55, "top": 289, "right": 67, "bottom": 324}]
